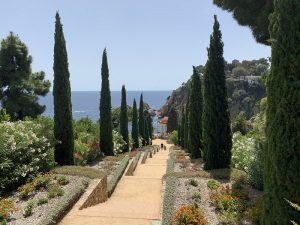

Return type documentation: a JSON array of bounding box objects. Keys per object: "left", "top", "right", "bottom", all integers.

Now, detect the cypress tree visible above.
[
  {"left": 180, "top": 109, "right": 185, "bottom": 148},
  {"left": 144, "top": 111, "right": 150, "bottom": 145},
  {"left": 147, "top": 112, "right": 153, "bottom": 144},
  {"left": 184, "top": 102, "right": 189, "bottom": 150},
  {"left": 100, "top": 49, "right": 114, "bottom": 156},
  {"left": 120, "top": 85, "right": 129, "bottom": 152},
  {"left": 138, "top": 94, "right": 145, "bottom": 146},
  {"left": 263, "top": 1, "right": 300, "bottom": 224},
  {"left": 167, "top": 107, "right": 178, "bottom": 133},
  {"left": 53, "top": 12, "right": 74, "bottom": 165},
  {"left": 188, "top": 66, "right": 203, "bottom": 158},
  {"left": 131, "top": 99, "right": 139, "bottom": 148},
  {"left": 203, "top": 15, "right": 232, "bottom": 170},
  {"left": 178, "top": 124, "right": 181, "bottom": 146}
]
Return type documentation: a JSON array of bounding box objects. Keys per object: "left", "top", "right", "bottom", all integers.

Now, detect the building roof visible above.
[{"left": 160, "top": 116, "right": 168, "bottom": 125}]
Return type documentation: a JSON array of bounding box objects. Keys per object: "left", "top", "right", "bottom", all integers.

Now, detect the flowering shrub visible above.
[
  {"left": 113, "top": 130, "right": 126, "bottom": 155},
  {"left": 209, "top": 184, "right": 247, "bottom": 224},
  {"left": 0, "top": 121, "right": 55, "bottom": 194},
  {"left": 0, "top": 198, "right": 16, "bottom": 223},
  {"left": 231, "top": 132, "right": 264, "bottom": 190},
  {"left": 172, "top": 203, "right": 208, "bottom": 225}
]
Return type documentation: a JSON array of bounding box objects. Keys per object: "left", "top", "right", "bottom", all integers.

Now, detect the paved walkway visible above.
[{"left": 60, "top": 139, "right": 170, "bottom": 225}]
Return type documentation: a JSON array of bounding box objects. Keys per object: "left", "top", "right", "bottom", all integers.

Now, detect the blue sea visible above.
[
  {"left": 39, "top": 91, "right": 171, "bottom": 134},
  {"left": 40, "top": 91, "right": 171, "bottom": 120}
]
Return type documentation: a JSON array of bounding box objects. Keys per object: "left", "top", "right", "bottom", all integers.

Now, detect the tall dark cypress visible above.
[
  {"left": 263, "top": 1, "right": 300, "bottom": 224},
  {"left": 203, "top": 15, "right": 232, "bottom": 170},
  {"left": 188, "top": 66, "right": 203, "bottom": 158},
  {"left": 147, "top": 112, "right": 153, "bottom": 144},
  {"left": 120, "top": 85, "right": 129, "bottom": 152},
  {"left": 184, "top": 101, "right": 189, "bottom": 150},
  {"left": 138, "top": 94, "right": 145, "bottom": 146},
  {"left": 131, "top": 99, "right": 139, "bottom": 148},
  {"left": 178, "top": 124, "right": 181, "bottom": 146},
  {"left": 144, "top": 110, "right": 150, "bottom": 145},
  {"left": 100, "top": 49, "right": 114, "bottom": 156},
  {"left": 167, "top": 107, "right": 178, "bottom": 133},
  {"left": 180, "top": 109, "right": 186, "bottom": 148},
  {"left": 53, "top": 12, "right": 74, "bottom": 165}
]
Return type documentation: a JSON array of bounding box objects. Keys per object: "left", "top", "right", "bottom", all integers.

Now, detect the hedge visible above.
[
  {"left": 37, "top": 178, "right": 89, "bottom": 225},
  {"left": 107, "top": 156, "right": 130, "bottom": 197}
]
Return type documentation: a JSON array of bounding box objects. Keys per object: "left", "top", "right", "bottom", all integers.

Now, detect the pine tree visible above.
[
  {"left": 138, "top": 94, "right": 145, "bottom": 146},
  {"left": 100, "top": 49, "right": 114, "bottom": 156},
  {"left": 131, "top": 99, "right": 139, "bottom": 148},
  {"left": 203, "top": 15, "right": 232, "bottom": 170},
  {"left": 262, "top": 1, "right": 300, "bottom": 224},
  {"left": 53, "top": 12, "right": 74, "bottom": 165},
  {"left": 180, "top": 109, "right": 185, "bottom": 148},
  {"left": 120, "top": 85, "right": 129, "bottom": 152},
  {"left": 188, "top": 66, "right": 203, "bottom": 158},
  {"left": 167, "top": 107, "right": 178, "bottom": 133},
  {"left": 0, "top": 33, "right": 51, "bottom": 120}
]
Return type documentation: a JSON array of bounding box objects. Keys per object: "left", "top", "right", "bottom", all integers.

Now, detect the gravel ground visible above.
[
  {"left": 8, "top": 175, "right": 87, "bottom": 225},
  {"left": 173, "top": 177, "right": 219, "bottom": 225}
]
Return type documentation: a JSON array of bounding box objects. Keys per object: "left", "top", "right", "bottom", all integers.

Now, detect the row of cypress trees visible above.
[
  {"left": 53, "top": 12, "right": 152, "bottom": 165},
  {"left": 178, "top": 15, "right": 232, "bottom": 170}
]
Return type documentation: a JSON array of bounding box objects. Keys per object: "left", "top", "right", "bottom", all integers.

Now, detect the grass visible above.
[{"left": 53, "top": 166, "right": 106, "bottom": 179}]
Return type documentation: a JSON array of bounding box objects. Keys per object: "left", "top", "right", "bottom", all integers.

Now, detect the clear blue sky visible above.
[{"left": 0, "top": 0, "right": 270, "bottom": 91}]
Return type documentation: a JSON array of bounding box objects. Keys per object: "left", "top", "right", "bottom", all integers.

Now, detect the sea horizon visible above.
[{"left": 39, "top": 90, "right": 172, "bottom": 121}]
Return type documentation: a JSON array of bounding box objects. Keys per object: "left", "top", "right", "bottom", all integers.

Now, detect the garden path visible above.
[{"left": 60, "top": 139, "right": 171, "bottom": 225}]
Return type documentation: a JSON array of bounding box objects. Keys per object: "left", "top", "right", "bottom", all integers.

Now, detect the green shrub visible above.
[
  {"left": 192, "top": 193, "right": 202, "bottom": 205},
  {"left": 55, "top": 175, "right": 69, "bottom": 185},
  {"left": 247, "top": 197, "right": 263, "bottom": 224},
  {"left": 34, "top": 174, "right": 52, "bottom": 190},
  {"left": 207, "top": 179, "right": 221, "bottom": 189},
  {"left": 47, "top": 185, "right": 64, "bottom": 198},
  {"left": 188, "top": 178, "right": 198, "bottom": 187},
  {"left": 37, "top": 198, "right": 48, "bottom": 206},
  {"left": 231, "top": 132, "right": 264, "bottom": 190},
  {"left": 18, "top": 182, "right": 36, "bottom": 199},
  {"left": 0, "top": 120, "right": 55, "bottom": 194},
  {"left": 169, "top": 130, "right": 178, "bottom": 145},
  {"left": 23, "top": 201, "right": 34, "bottom": 217}
]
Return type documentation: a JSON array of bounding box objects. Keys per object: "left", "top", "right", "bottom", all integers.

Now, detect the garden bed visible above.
[
  {"left": 3, "top": 174, "right": 89, "bottom": 225},
  {"left": 167, "top": 148, "right": 262, "bottom": 225}
]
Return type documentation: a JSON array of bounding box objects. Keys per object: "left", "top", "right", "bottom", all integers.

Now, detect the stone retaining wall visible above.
[{"left": 79, "top": 175, "right": 108, "bottom": 210}]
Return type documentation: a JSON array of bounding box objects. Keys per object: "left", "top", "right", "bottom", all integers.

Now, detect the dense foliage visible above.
[
  {"left": 213, "top": 0, "right": 273, "bottom": 45},
  {"left": 263, "top": 0, "right": 300, "bottom": 224},
  {"left": 167, "top": 107, "right": 178, "bottom": 133},
  {"left": 120, "top": 85, "right": 129, "bottom": 152},
  {"left": 131, "top": 99, "right": 139, "bottom": 148},
  {"left": 138, "top": 94, "right": 145, "bottom": 146},
  {"left": 203, "top": 16, "right": 232, "bottom": 170},
  {"left": 169, "top": 131, "right": 178, "bottom": 145},
  {"left": 53, "top": 12, "right": 74, "bottom": 165},
  {"left": 0, "top": 119, "right": 55, "bottom": 195},
  {"left": 187, "top": 66, "right": 203, "bottom": 158},
  {"left": 0, "top": 33, "right": 50, "bottom": 120},
  {"left": 99, "top": 49, "right": 114, "bottom": 156}
]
